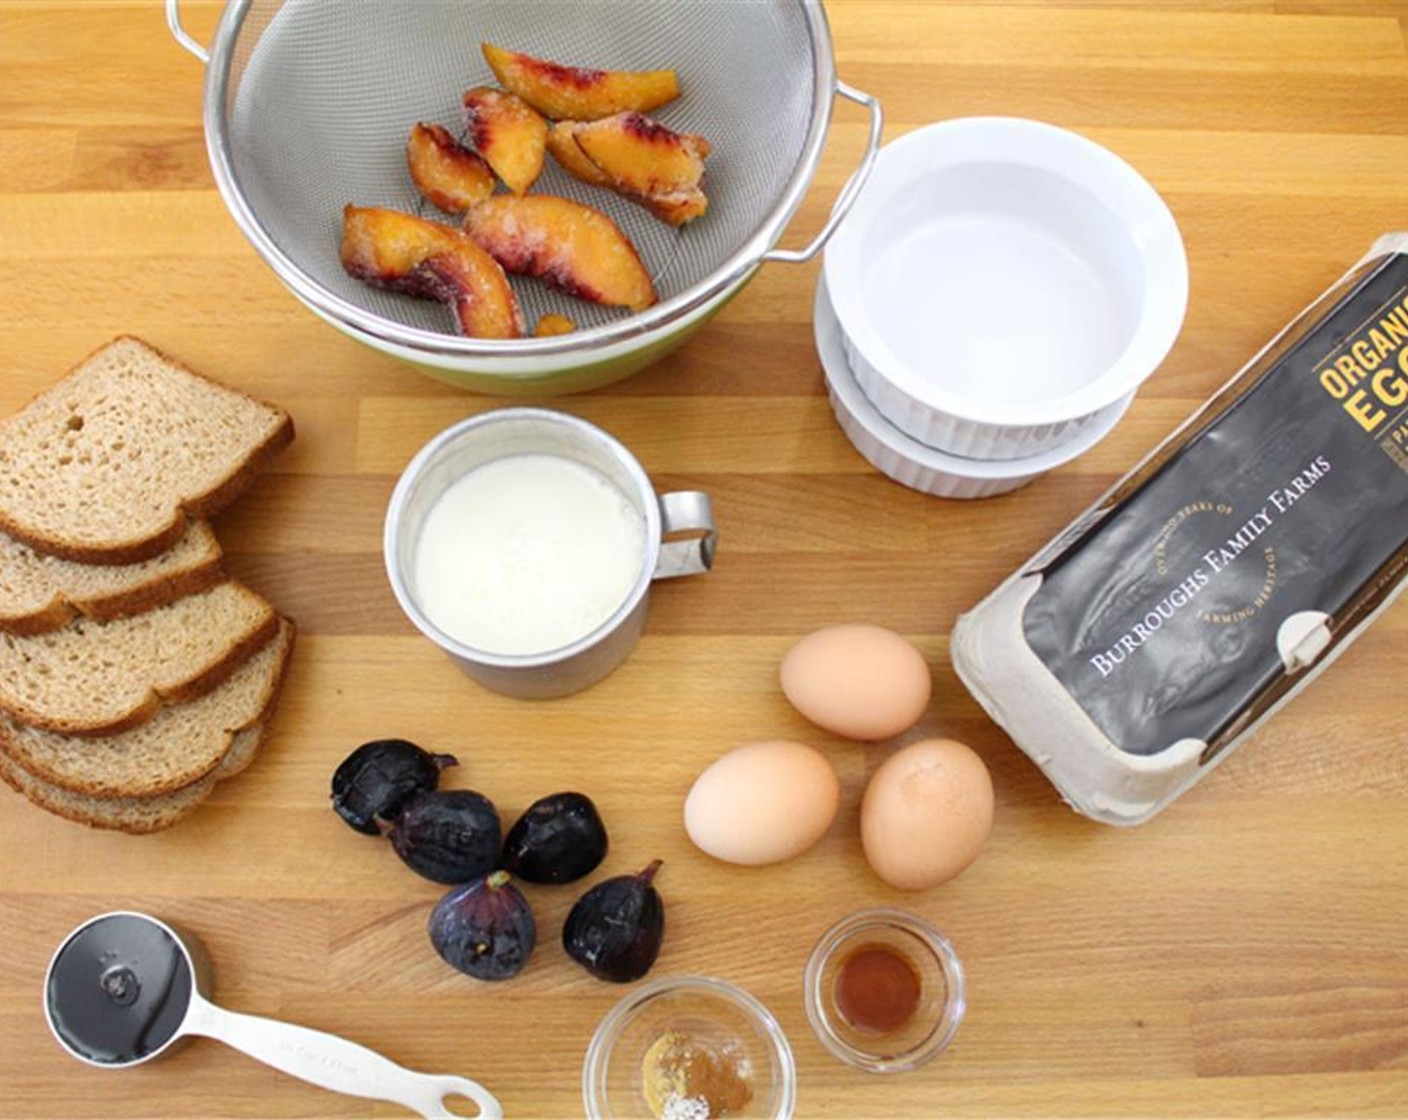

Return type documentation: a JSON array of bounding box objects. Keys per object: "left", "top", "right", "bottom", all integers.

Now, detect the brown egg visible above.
[
  {"left": 861, "top": 738, "right": 994, "bottom": 890},
  {"left": 780, "top": 624, "right": 931, "bottom": 740},
  {"left": 684, "top": 740, "right": 840, "bottom": 866}
]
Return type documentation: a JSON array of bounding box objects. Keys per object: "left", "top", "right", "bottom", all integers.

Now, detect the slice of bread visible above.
[
  {"left": 0, "top": 581, "right": 277, "bottom": 736},
  {"left": 0, "top": 721, "right": 267, "bottom": 833},
  {"left": 0, "top": 336, "right": 294, "bottom": 564},
  {"left": 0, "top": 519, "right": 225, "bottom": 635},
  {"left": 0, "top": 618, "right": 293, "bottom": 797}
]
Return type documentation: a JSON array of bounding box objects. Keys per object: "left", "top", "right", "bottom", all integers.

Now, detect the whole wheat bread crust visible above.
[
  {"left": 1, "top": 559, "right": 225, "bottom": 635},
  {"left": 0, "top": 586, "right": 280, "bottom": 737},
  {"left": 67, "top": 552, "right": 225, "bottom": 623},
  {"left": 0, "top": 527, "right": 226, "bottom": 637},
  {"left": 0, "top": 722, "right": 269, "bottom": 833},
  {"left": 0, "top": 335, "right": 295, "bottom": 566},
  {"left": 0, "top": 619, "right": 294, "bottom": 831},
  {"left": 0, "top": 618, "right": 295, "bottom": 796}
]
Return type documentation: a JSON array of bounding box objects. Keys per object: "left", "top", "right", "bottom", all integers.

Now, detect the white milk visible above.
[{"left": 413, "top": 453, "right": 646, "bottom": 656}]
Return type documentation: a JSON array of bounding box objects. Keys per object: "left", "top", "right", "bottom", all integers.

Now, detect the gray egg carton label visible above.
[
  {"left": 1026, "top": 248, "right": 1408, "bottom": 757},
  {"left": 952, "top": 234, "right": 1408, "bottom": 823}
]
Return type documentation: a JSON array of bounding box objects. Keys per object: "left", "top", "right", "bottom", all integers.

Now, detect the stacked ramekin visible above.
[{"left": 818, "top": 118, "right": 1188, "bottom": 499}]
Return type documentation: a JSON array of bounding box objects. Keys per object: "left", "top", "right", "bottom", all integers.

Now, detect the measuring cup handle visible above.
[
  {"left": 183, "top": 998, "right": 501, "bottom": 1119},
  {"left": 654, "top": 491, "right": 716, "bottom": 580}
]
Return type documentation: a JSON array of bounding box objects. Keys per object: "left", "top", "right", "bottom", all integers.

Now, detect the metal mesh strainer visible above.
[{"left": 170, "top": 0, "right": 881, "bottom": 368}]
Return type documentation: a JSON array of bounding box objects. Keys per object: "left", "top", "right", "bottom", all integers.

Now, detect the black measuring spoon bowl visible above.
[{"left": 43, "top": 911, "right": 500, "bottom": 1118}]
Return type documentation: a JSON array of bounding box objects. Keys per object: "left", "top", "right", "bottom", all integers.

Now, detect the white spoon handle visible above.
[{"left": 183, "top": 996, "right": 501, "bottom": 1119}]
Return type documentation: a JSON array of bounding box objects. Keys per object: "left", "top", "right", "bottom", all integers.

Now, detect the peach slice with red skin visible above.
[
  {"left": 462, "top": 86, "right": 548, "bottom": 195},
  {"left": 464, "top": 195, "right": 657, "bottom": 313},
  {"left": 569, "top": 112, "right": 710, "bottom": 226},
  {"left": 574, "top": 112, "right": 711, "bottom": 194},
  {"left": 406, "top": 123, "right": 495, "bottom": 215},
  {"left": 481, "top": 41, "right": 679, "bottom": 121},
  {"left": 547, "top": 115, "right": 710, "bottom": 227},
  {"left": 340, "top": 205, "right": 525, "bottom": 339}
]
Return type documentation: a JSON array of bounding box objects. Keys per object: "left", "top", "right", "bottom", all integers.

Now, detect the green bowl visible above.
[{"left": 312, "top": 272, "right": 751, "bottom": 397}]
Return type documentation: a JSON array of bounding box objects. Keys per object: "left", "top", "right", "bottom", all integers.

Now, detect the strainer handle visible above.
[
  {"left": 166, "top": 0, "right": 210, "bottom": 65},
  {"left": 761, "top": 81, "right": 883, "bottom": 265}
]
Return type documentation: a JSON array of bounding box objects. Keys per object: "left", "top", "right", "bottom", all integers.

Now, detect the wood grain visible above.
[{"left": 1, "top": 2, "right": 1407, "bottom": 1117}]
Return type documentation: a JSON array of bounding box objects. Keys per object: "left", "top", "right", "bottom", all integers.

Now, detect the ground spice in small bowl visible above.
[{"left": 641, "top": 1029, "right": 753, "bottom": 1120}]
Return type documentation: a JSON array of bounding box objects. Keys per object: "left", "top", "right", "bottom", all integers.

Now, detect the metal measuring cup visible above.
[
  {"left": 384, "top": 407, "right": 717, "bottom": 699},
  {"left": 43, "top": 912, "right": 501, "bottom": 1119}
]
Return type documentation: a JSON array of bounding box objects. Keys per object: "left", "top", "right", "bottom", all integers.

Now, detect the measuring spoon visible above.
[{"left": 43, "top": 911, "right": 501, "bottom": 1119}]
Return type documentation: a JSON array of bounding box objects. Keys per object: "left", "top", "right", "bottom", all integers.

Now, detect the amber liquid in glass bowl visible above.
[
  {"left": 805, "top": 909, "right": 965, "bottom": 1073},
  {"left": 835, "top": 943, "right": 922, "bottom": 1036}
]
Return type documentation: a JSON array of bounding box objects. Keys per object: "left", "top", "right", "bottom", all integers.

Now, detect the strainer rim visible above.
[{"left": 201, "top": 0, "right": 837, "bottom": 357}]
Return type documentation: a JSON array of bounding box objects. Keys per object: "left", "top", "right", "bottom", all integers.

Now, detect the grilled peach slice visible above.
[
  {"left": 571, "top": 112, "right": 710, "bottom": 226},
  {"left": 464, "top": 195, "right": 656, "bottom": 313},
  {"left": 407, "top": 123, "right": 495, "bottom": 214},
  {"left": 340, "top": 205, "right": 525, "bottom": 339},
  {"left": 481, "top": 41, "right": 679, "bottom": 121},
  {"left": 462, "top": 86, "right": 548, "bottom": 195}
]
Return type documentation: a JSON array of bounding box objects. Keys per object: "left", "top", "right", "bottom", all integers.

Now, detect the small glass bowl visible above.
[
  {"left": 804, "top": 908, "right": 965, "bottom": 1073},
  {"left": 583, "top": 976, "right": 796, "bottom": 1120}
]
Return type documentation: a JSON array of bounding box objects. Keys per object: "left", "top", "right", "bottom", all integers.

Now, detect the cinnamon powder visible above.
[{"left": 641, "top": 1029, "right": 753, "bottom": 1120}]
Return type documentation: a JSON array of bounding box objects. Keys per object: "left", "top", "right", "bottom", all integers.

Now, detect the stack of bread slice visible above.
[{"left": 0, "top": 336, "right": 296, "bottom": 832}]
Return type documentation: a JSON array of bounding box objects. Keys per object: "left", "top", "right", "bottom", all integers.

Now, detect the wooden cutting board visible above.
[{"left": 1, "top": 2, "right": 1405, "bottom": 1116}]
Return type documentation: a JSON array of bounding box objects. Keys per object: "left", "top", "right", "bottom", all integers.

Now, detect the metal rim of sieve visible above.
[{"left": 186, "top": 0, "right": 866, "bottom": 359}]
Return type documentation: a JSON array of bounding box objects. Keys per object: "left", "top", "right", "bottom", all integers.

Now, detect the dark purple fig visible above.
[
  {"left": 429, "top": 870, "right": 536, "bottom": 981},
  {"left": 380, "top": 789, "right": 500, "bottom": 884},
  {"left": 331, "top": 738, "right": 457, "bottom": 834},
  {"left": 501, "top": 792, "right": 608, "bottom": 884},
  {"left": 562, "top": 860, "right": 664, "bottom": 983}
]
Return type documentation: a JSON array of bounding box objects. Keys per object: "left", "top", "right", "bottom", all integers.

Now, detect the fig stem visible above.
[
  {"left": 433, "top": 753, "right": 459, "bottom": 771},
  {"left": 637, "top": 859, "right": 663, "bottom": 885},
  {"left": 487, "top": 869, "right": 511, "bottom": 890}
]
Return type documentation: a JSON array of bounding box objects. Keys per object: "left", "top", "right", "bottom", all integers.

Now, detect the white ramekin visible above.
[
  {"left": 823, "top": 117, "right": 1186, "bottom": 460},
  {"left": 817, "top": 278, "right": 1131, "bottom": 500}
]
